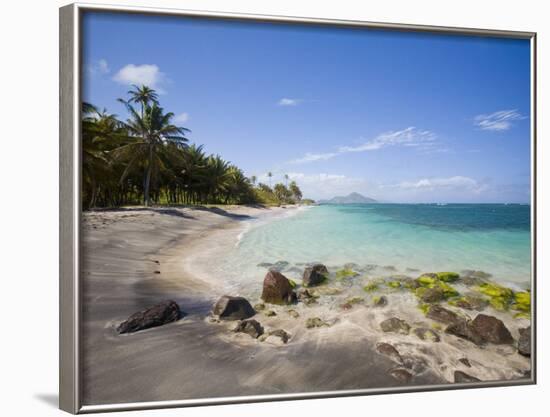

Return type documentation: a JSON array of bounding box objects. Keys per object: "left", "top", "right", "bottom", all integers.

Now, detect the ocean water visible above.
[{"left": 197, "top": 204, "right": 532, "bottom": 294}]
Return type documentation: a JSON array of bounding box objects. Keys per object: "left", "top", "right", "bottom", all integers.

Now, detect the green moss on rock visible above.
[
  {"left": 512, "top": 291, "right": 531, "bottom": 313},
  {"left": 335, "top": 268, "right": 359, "bottom": 279},
  {"left": 363, "top": 282, "right": 379, "bottom": 292},
  {"left": 476, "top": 282, "right": 514, "bottom": 311},
  {"left": 387, "top": 281, "right": 402, "bottom": 289},
  {"left": 436, "top": 272, "right": 460, "bottom": 282}
]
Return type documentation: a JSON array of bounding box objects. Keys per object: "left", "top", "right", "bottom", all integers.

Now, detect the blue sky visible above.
[{"left": 82, "top": 12, "right": 532, "bottom": 203}]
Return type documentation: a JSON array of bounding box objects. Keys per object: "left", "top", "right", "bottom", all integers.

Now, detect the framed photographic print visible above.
[{"left": 59, "top": 3, "right": 536, "bottom": 414}]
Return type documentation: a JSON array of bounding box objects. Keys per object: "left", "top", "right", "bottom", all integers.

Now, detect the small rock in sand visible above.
[
  {"left": 213, "top": 295, "right": 256, "bottom": 320},
  {"left": 117, "top": 300, "right": 182, "bottom": 334},
  {"left": 302, "top": 263, "right": 328, "bottom": 287},
  {"left": 389, "top": 368, "right": 412, "bottom": 383},
  {"left": 380, "top": 317, "right": 410, "bottom": 335},
  {"left": 376, "top": 342, "right": 403, "bottom": 364},
  {"left": 265, "top": 329, "right": 291, "bottom": 344},
  {"left": 261, "top": 270, "right": 297, "bottom": 305},
  {"left": 373, "top": 295, "right": 388, "bottom": 307},
  {"left": 454, "top": 370, "right": 481, "bottom": 383},
  {"left": 234, "top": 319, "right": 264, "bottom": 338}
]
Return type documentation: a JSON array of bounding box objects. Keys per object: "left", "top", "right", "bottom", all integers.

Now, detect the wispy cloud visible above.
[
  {"left": 174, "top": 112, "right": 189, "bottom": 123},
  {"left": 113, "top": 64, "right": 167, "bottom": 92},
  {"left": 392, "top": 176, "right": 487, "bottom": 194},
  {"left": 474, "top": 109, "right": 525, "bottom": 131},
  {"left": 289, "top": 127, "right": 438, "bottom": 164},
  {"left": 277, "top": 98, "right": 302, "bottom": 106},
  {"left": 86, "top": 58, "right": 110, "bottom": 76}
]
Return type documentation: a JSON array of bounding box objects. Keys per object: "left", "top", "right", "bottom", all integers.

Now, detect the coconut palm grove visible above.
[{"left": 82, "top": 84, "right": 306, "bottom": 209}]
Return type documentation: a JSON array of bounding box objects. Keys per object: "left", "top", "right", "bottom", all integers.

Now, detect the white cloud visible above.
[
  {"left": 174, "top": 112, "right": 189, "bottom": 123},
  {"left": 289, "top": 152, "right": 339, "bottom": 164},
  {"left": 474, "top": 109, "right": 525, "bottom": 131},
  {"left": 290, "top": 127, "right": 438, "bottom": 164},
  {"left": 86, "top": 58, "right": 110, "bottom": 76},
  {"left": 113, "top": 64, "right": 166, "bottom": 92},
  {"left": 393, "top": 176, "right": 487, "bottom": 194},
  {"left": 278, "top": 98, "right": 301, "bottom": 106}
]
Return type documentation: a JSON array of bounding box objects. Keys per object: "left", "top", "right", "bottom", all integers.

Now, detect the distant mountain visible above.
[{"left": 318, "top": 192, "right": 378, "bottom": 205}]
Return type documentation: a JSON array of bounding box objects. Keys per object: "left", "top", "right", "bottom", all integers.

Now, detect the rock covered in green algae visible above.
[
  {"left": 475, "top": 282, "right": 514, "bottom": 311},
  {"left": 373, "top": 295, "right": 388, "bottom": 307},
  {"left": 335, "top": 267, "right": 360, "bottom": 280},
  {"left": 416, "top": 286, "right": 446, "bottom": 303},
  {"left": 380, "top": 317, "right": 411, "bottom": 335},
  {"left": 306, "top": 317, "right": 330, "bottom": 329},
  {"left": 436, "top": 272, "right": 460, "bottom": 283},
  {"left": 413, "top": 327, "right": 441, "bottom": 342}
]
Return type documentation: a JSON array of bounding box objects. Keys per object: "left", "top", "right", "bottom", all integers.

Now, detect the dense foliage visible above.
[{"left": 82, "top": 85, "right": 305, "bottom": 209}]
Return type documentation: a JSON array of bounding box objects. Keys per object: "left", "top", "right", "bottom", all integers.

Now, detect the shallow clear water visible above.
[{"left": 203, "top": 204, "right": 532, "bottom": 293}]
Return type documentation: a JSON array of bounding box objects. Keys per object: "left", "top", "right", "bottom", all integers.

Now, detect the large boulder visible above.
[
  {"left": 213, "top": 295, "right": 255, "bottom": 320},
  {"left": 445, "top": 320, "right": 485, "bottom": 346},
  {"left": 426, "top": 305, "right": 464, "bottom": 325},
  {"left": 302, "top": 264, "right": 328, "bottom": 287},
  {"left": 234, "top": 319, "right": 264, "bottom": 338},
  {"left": 261, "top": 270, "right": 297, "bottom": 305},
  {"left": 380, "top": 317, "right": 410, "bottom": 335},
  {"left": 117, "top": 300, "right": 182, "bottom": 334},
  {"left": 470, "top": 314, "right": 514, "bottom": 344},
  {"left": 518, "top": 327, "right": 531, "bottom": 356}
]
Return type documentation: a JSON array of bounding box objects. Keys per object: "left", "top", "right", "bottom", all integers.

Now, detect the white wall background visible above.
[{"left": 1, "top": 0, "right": 547, "bottom": 415}]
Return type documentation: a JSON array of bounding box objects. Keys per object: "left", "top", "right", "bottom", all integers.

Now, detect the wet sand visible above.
[{"left": 81, "top": 205, "right": 528, "bottom": 406}]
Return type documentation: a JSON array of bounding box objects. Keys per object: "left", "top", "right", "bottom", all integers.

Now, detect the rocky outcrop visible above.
[
  {"left": 117, "top": 300, "right": 182, "bottom": 334},
  {"left": 454, "top": 370, "right": 480, "bottom": 383},
  {"left": 261, "top": 270, "right": 297, "bottom": 305},
  {"left": 470, "top": 314, "right": 514, "bottom": 344},
  {"left": 418, "top": 287, "right": 445, "bottom": 303},
  {"left": 234, "top": 319, "right": 264, "bottom": 338},
  {"left": 213, "top": 295, "right": 255, "bottom": 320},
  {"left": 380, "top": 317, "right": 410, "bottom": 335},
  {"left": 302, "top": 264, "right": 328, "bottom": 287},
  {"left": 518, "top": 327, "right": 531, "bottom": 356},
  {"left": 446, "top": 314, "right": 514, "bottom": 346}
]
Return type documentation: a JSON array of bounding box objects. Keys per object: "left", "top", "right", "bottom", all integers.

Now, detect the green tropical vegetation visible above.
[{"left": 81, "top": 85, "right": 307, "bottom": 209}]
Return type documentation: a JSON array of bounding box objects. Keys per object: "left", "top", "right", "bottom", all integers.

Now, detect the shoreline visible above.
[{"left": 81, "top": 204, "right": 531, "bottom": 406}]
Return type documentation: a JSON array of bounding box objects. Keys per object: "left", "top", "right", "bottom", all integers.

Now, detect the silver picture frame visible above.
[{"left": 59, "top": 2, "right": 537, "bottom": 414}]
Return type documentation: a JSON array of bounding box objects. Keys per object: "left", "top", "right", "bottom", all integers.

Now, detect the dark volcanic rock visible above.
[
  {"left": 117, "top": 300, "right": 182, "bottom": 334},
  {"left": 413, "top": 327, "right": 441, "bottom": 342},
  {"left": 445, "top": 320, "right": 485, "bottom": 346},
  {"left": 261, "top": 270, "right": 297, "bottom": 305},
  {"left": 427, "top": 305, "right": 464, "bottom": 325},
  {"left": 389, "top": 368, "right": 413, "bottom": 383},
  {"left": 380, "top": 317, "right": 410, "bottom": 335},
  {"left": 454, "top": 370, "right": 481, "bottom": 383},
  {"left": 376, "top": 342, "right": 403, "bottom": 364},
  {"left": 518, "top": 326, "right": 531, "bottom": 356},
  {"left": 302, "top": 263, "right": 328, "bottom": 287},
  {"left": 471, "top": 314, "right": 514, "bottom": 344},
  {"left": 234, "top": 319, "right": 264, "bottom": 338},
  {"left": 213, "top": 295, "right": 255, "bottom": 320}
]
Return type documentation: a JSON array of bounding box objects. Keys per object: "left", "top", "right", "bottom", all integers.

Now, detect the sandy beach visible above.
[{"left": 81, "top": 205, "right": 530, "bottom": 406}]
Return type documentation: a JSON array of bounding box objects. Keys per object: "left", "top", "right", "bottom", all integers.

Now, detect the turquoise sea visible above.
[{"left": 203, "top": 204, "right": 532, "bottom": 294}]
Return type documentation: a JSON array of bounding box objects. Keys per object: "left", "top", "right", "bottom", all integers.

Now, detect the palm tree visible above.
[
  {"left": 115, "top": 100, "right": 190, "bottom": 206},
  {"left": 250, "top": 175, "right": 257, "bottom": 186},
  {"left": 267, "top": 171, "right": 273, "bottom": 187},
  {"left": 284, "top": 174, "right": 289, "bottom": 186},
  {"left": 123, "top": 84, "right": 159, "bottom": 118}
]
